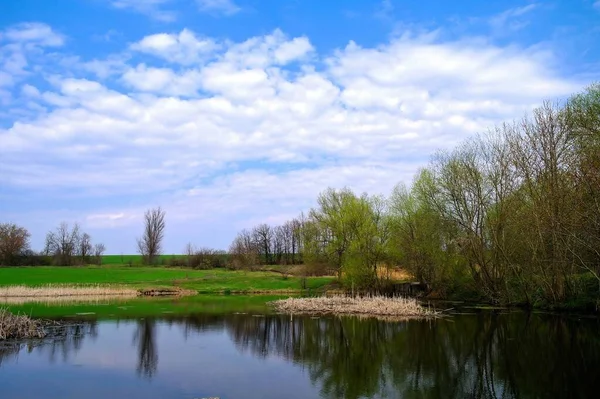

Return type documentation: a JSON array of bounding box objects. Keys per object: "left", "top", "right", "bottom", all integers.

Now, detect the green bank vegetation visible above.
[
  {"left": 0, "top": 266, "right": 334, "bottom": 294},
  {"left": 230, "top": 84, "right": 600, "bottom": 309},
  {"left": 2, "top": 294, "right": 282, "bottom": 319}
]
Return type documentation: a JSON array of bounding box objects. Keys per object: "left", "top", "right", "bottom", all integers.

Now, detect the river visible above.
[{"left": 0, "top": 297, "right": 598, "bottom": 398}]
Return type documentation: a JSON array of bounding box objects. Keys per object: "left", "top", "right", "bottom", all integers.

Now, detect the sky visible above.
[{"left": 0, "top": 0, "right": 599, "bottom": 254}]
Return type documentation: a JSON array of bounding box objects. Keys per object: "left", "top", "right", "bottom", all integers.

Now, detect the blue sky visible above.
[{"left": 1, "top": 0, "right": 599, "bottom": 254}]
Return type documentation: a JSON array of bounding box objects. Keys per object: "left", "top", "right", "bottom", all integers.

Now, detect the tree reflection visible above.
[
  {"left": 2, "top": 311, "right": 600, "bottom": 398},
  {"left": 214, "top": 312, "right": 600, "bottom": 399},
  {"left": 0, "top": 321, "right": 98, "bottom": 366},
  {"left": 133, "top": 318, "right": 158, "bottom": 378}
]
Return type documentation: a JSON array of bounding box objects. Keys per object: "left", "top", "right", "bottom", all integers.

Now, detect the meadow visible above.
[
  {"left": 2, "top": 294, "right": 284, "bottom": 319},
  {"left": 0, "top": 265, "right": 336, "bottom": 294}
]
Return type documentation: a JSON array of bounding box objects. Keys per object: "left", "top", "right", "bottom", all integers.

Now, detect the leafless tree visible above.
[
  {"left": 94, "top": 243, "right": 106, "bottom": 265},
  {"left": 45, "top": 222, "right": 81, "bottom": 266},
  {"left": 229, "top": 229, "right": 259, "bottom": 269},
  {"left": 253, "top": 224, "right": 273, "bottom": 265},
  {"left": 78, "top": 233, "right": 93, "bottom": 264},
  {"left": 137, "top": 207, "right": 166, "bottom": 265},
  {"left": 0, "top": 223, "right": 30, "bottom": 265},
  {"left": 185, "top": 242, "right": 196, "bottom": 268}
]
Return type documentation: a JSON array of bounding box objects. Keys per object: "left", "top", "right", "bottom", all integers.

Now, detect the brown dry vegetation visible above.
[
  {"left": 270, "top": 296, "right": 438, "bottom": 318},
  {"left": 0, "top": 285, "right": 138, "bottom": 298},
  {"left": 0, "top": 295, "right": 137, "bottom": 305},
  {"left": 0, "top": 309, "right": 45, "bottom": 339}
]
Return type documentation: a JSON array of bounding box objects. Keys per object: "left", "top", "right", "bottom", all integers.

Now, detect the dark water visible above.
[{"left": 1, "top": 311, "right": 599, "bottom": 399}]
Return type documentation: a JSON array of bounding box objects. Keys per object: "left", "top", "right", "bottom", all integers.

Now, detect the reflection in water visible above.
[
  {"left": 0, "top": 322, "right": 98, "bottom": 365},
  {"left": 133, "top": 319, "right": 158, "bottom": 378},
  {"left": 187, "top": 312, "right": 600, "bottom": 399},
  {"left": 1, "top": 311, "right": 599, "bottom": 399}
]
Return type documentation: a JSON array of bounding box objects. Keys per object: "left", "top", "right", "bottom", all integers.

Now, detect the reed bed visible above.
[
  {"left": 0, "top": 285, "right": 138, "bottom": 298},
  {"left": 0, "top": 295, "right": 137, "bottom": 305},
  {"left": 0, "top": 309, "right": 45, "bottom": 340},
  {"left": 270, "top": 295, "right": 439, "bottom": 318}
]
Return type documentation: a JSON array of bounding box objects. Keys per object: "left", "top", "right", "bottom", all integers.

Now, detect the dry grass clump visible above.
[
  {"left": 0, "top": 285, "right": 138, "bottom": 298},
  {"left": 270, "top": 295, "right": 438, "bottom": 318},
  {"left": 0, "top": 309, "right": 45, "bottom": 340}
]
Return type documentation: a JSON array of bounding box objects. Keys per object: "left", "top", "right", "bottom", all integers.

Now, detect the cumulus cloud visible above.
[
  {"left": 1, "top": 22, "right": 65, "bottom": 46},
  {"left": 131, "top": 29, "right": 218, "bottom": 64},
  {"left": 121, "top": 64, "right": 203, "bottom": 95},
  {"left": 0, "top": 26, "right": 586, "bottom": 251}
]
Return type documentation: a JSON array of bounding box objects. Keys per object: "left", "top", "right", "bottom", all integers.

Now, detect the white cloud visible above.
[
  {"left": 1, "top": 22, "right": 65, "bottom": 46},
  {"left": 196, "top": 0, "right": 240, "bottom": 15},
  {"left": 109, "top": 0, "right": 176, "bottom": 22},
  {"left": 0, "top": 27, "right": 587, "bottom": 251},
  {"left": 81, "top": 55, "right": 130, "bottom": 79},
  {"left": 131, "top": 29, "right": 218, "bottom": 64},
  {"left": 0, "top": 23, "right": 65, "bottom": 92},
  {"left": 21, "top": 84, "right": 40, "bottom": 97},
  {"left": 489, "top": 4, "right": 538, "bottom": 33},
  {"left": 121, "top": 64, "right": 203, "bottom": 95}
]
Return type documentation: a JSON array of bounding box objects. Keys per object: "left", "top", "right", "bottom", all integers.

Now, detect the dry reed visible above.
[
  {"left": 270, "top": 295, "right": 439, "bottom": 318},
  {"left": 0, "top": 309, "right": 45, "bottom": 340},
  {"left": 0, "top": 295, "right": 137, "bottom": 305},
  {"left": 0, "top": 285, "right": 138, "bottom": 298}
]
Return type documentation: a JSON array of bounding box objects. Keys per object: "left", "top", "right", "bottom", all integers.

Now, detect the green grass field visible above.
[
  {"left": 0, "top": 266, "right": 335, "bottom": 293},
  {"left": 3, "top": 294, "right": 284, "bottom": 319},
  {"left": 100, "top": 254, "right": 185, "bottom": 265}
]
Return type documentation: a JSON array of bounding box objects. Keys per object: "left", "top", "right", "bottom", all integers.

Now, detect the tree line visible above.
[
  {"left": 0, "top": 222, "right": 106, "bottom": 266},
  {"left": 229, "top": 84, "right": 600, "bottom": 307}
]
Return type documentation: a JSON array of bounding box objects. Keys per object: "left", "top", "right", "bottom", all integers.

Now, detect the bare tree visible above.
[
  {"left": 185, "top": 242, "right": 196, "bottom": 268},
  {"left": 45, "top": 222, "right": 81, "bottom": 266},
  {"left": 0, "top": 223, "right": 30, "bottom": 265},
  {"left": 137, "top": 207, "right": 166, "bottom": 265},
  {"left": 78, "top": 233, "right": 93, "bottom": 264},
  {"left": 253, "top": 224, "right": 273, "bottom": 265},
  {"left": 229, "top": 229, "right": 259, "bottom": 269},
  {"left": 94, "top": 243, "right": 106, "bottom": 265}
]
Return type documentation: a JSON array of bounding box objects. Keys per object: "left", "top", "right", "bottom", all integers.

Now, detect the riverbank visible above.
[
  {"left": 270, "top": 296, "right": 440, "bottom": 318},
  {"left": 0, "top": 266, "right": 336, "bottom": 295}
]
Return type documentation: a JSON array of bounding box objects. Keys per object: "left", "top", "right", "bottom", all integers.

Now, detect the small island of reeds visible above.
[{"left": 270, "top": 296, "right": 440, "bottom": 318}]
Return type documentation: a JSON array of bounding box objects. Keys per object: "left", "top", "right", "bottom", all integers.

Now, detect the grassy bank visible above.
[
  {"left": 0, "top": 266, "right": 335, "bottom": 294},
  {"left": 3, "top": 294, "right": 283, "bottom": 319}
]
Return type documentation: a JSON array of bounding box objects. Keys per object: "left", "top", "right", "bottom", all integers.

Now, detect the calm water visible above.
[{"left": 1, "top": 310, "right": 599, "bottom": 399}]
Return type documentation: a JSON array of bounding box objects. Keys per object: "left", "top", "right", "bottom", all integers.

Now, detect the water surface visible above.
[{"left": 1, "top": 302, "right": 599, "bottom": 398}]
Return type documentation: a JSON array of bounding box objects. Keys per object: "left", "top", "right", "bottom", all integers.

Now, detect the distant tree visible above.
[
  {"left": 185, "top": 242, "right": 196, "bottom": 268},
  {"left": 0, "top": 223, "right": 30, "bottom": 265},
  {"left": 45, "top": 222, "right": 81, "bottom": 266},
  {"left": 137, "top": 207, "right": 166, "bottom": 265},
  {"left": 252, "top": 224, "right": 273, "bottom": 265},
  {"left": 78, "top": 232, "right": 93, "bottom": 264},
  {"left": 229, "top": 229, "right": 260, "bottom": 269},
  {"left": 94, "top": 243, "right": 106, "bottom": 265}
]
